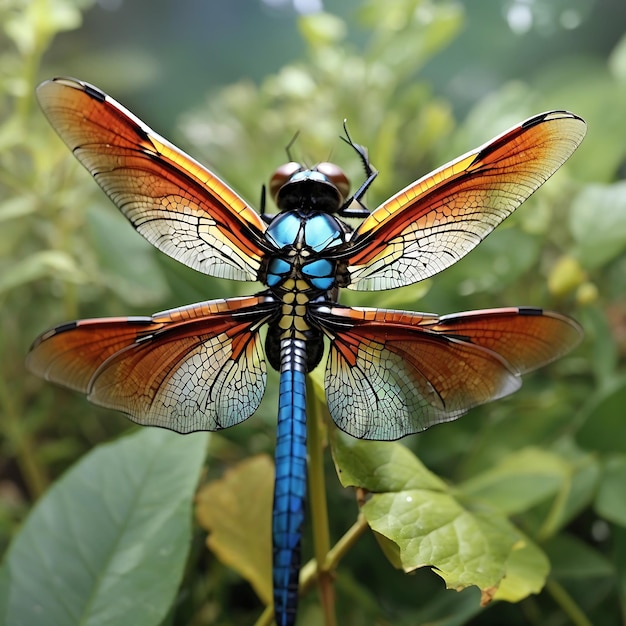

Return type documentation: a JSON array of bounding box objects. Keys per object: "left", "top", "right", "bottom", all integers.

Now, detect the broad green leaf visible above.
[
  {"left": 86, "top": 203, "right": 169, "bottom": 306},
  {"left": 403, "top": 586, "right": 483, "bottom": 626},
  {"left": 364, "top": 491, "right": 521, "bottom": 602},
  {"left": 570, "top": 182, "right": 626, "bottom": 269},
  {"left": 331, "top": 433, "right": 447, "bottom": 493},
  {"left": 196, "top": 455, "right": 273, "bottom": 604},
  {"left": 450, "top": 227, "right": 541, "bottom": 294},
  {"left": 0, "top": 250, "right": 86, "bottom": 294},
  {"left": 544, "top": 533, "right": 615, "bottom": 579},
  {"left": 493, "top": 535, "right": 549, "bottom": 602},
  {"left": 457, "top": 448, "right": 570, "bottom": 515},
  {"left": 543, "top": 443, "right": 601, "bottom": 531},
  {"left": 0, "top": 428, "right": 209, "bottom": 626},
  {"left": 595, "top": 455, "right": 626, "bottom": 526},
  {"left": 0, "top": 196, "right": 37, "bottom": 222},
  {"left": 577, "top": 378, "right": 626, "bottom": 454},
  {"left": 332, "top": 436, "right": 547, "bottom": 602},
  {"left": 578, "top": 306, "right": 619, "bottom": 384}
]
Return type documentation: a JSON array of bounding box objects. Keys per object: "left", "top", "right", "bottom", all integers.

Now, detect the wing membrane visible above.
[
  {"left": 346, "top": 111, "right": 586, "bottom": 290},
  {"left": 27, "top": 296, "right": 278, "bottom": 433},
  {"left": 313, "top": 305, "right": 581, "bottom": 440},
  {"left": 37, "top": 77, "right": 268, "bottom": 281}
]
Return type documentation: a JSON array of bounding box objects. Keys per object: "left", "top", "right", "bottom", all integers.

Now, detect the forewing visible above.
[
  {"left": 37, "top": 77, "right": 268, "bottom": 282},
  {"left": 27, "top": 296, "right": 277, "bottom": 433},
  {"left": 313, "top": 305, "right": 581, "bottom": 440},
  {"left": 346, "top": 111, "right": 586, "bottom": 290}
]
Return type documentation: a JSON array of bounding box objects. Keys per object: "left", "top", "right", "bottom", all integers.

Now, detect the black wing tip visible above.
[
  {"left": 469, "top": 109, "right": 587, "bottom": 175},
  {"left": 522, "top": 110, "right": 586, "bottom": 129},
  {"left": 37, "top": 77, "right": 107, "bottom": 103},
  {"left": 517, "top": 306, "right": 544, "bottom": 316},
  {"left": 517, "top": 306, "right": 584, "bottom": 344},
  {"left": 42, "top": 319, "right": 80, "bottom": 339},
  {"left": 26, "top": 320, "right": 79, "bottom": 360}
]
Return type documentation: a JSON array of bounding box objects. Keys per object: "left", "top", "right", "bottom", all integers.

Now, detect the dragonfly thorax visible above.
[
  {"left": 262, "top": 209, "right": 348, "bottom": 374},
  {"left": 264, "top": 211, "right": 347, "bottom": 295}
]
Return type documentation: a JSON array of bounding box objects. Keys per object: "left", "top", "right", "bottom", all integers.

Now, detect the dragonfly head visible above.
[{"left": 270, "top": 161, "right": 351, "bottom": 213}]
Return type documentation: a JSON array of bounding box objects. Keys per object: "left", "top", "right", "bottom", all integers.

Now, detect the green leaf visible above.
[
  {"left": 546, "top": 443, "right": 601, "bottom": 530},
  {"left": 4, "top": 0, "right": 84, "bottom": 55},
  {"left": 0, "top": 428, "right": 209, "bottom": 626},
  {"left": 86, "top": 203, "right": 169, "bottom": 306},
  {"left": 332, "top": 436, "right": 548, "bottom": 602},
  {"left": 570, "top": 182, "right": 626, "bottom": 269},
  {"left": 196, "top": 455, "right": 273, "bottom": 605},
  {"left": 457, "top": 448, "right": 570, "bottom": 515},
  {"left": 544, "top": 533, "right": 615, "bottom": 579},
  {"left": 595, "top": 455, "right": 626, "bottom": 526},
  {"left": 453, "top": 227, "right": 541, "bottom": 294},
  {"left": 299, "top": 13, "right": 346, "bottom": 47},
  {"left": 578, "top": 306, "right": 619, "bottom": 384},
  {"left": 0, "top": 250, "right": 86, "bottom": 294},
  {"left": 610, "top": 32, "right": 626, "bottom": 81},
  {"left": 0, "top": 196, "right": 37, "bottom": 223},
  {"left": 577, "top": 378, "right": 626, "bottom": 454},
  {"left": 364, "top": 491, "right": 525, "bottom": 601},
  {"left": 493, "top": 536, "right": 550, "bottom": 603},
  {"left": 331, "top": 433, "right": 447, "bottom": 493}
]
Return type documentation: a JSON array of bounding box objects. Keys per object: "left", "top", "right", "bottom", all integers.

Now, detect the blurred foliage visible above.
[{"left": 2, "top": 0, "right": 626, "bottom": 625}]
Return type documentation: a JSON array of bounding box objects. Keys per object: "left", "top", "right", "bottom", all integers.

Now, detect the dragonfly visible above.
[{"left": 27, "top": 77, "right": 586, "bottom": 626}]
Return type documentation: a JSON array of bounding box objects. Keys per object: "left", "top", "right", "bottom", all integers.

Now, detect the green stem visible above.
[
  {"left": 0, "top": 374, "right": 47, "bottom": 498},
  {"left": 537, "top": 475, "right": 571, "bottom": 541},
  {"left": 306, "top": 376, "right": 336, "bottom": 626},
  {"left": 254, "top": 604, "right": 275, "bottom": 626},
  {"left": 17, "top": 0, "right": 52, "bottom": 121},
  {"left": 324, "top": 515, "right": 369, "bottom": 570},
  {"left": 545, "top": 578, "right": 593, "bottom": 626},
  {"left": 297, "top": 516, "right": 369, "bottom": 599}
]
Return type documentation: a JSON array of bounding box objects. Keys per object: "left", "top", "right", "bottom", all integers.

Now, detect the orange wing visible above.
[
  {"left": 346, "top": 111, "right": 586, "bottom": 291},
  {"left": 26, "top": 296, "right": 278, "bottom": 433},
  {"left": 312, "top": 305, "right": 582, "bottom": 440},
  {"left": 37, "top": 78, "right": 268, "bottom": 282}
]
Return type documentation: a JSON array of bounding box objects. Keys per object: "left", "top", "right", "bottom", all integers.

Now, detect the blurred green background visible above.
[{"left": 2, "top": 0, "right": 626, "bottom": 624}]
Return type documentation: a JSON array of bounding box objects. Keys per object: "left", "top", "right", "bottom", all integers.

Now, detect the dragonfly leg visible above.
[{"left": 338, "top": 121, "right": 378, "bottom": 217}]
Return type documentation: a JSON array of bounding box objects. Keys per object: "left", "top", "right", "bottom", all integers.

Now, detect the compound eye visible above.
[
  {"left": 269, "top": 162, "right": 302, "bottom": 201},
  {"left": 316, "top": 162, "right": 350, "bottom": 201}
]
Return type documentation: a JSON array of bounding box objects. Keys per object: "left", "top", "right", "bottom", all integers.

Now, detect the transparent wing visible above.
[
  {"left": 346, "top": 111, "right": 586, "bottom": 290},
  {"left": 27, "top": 296, "right": 278, "bottom": 433},
  {"left": 37, "top": 77, "right": 268, "bottom": 282},
  {"left": 313, "top": 305, "right": 582, "bottom": 440}
]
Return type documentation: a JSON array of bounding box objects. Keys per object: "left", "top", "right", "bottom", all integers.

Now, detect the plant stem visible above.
[
  {"left": 306, "top": 376, "right": 337, "bottom": 626},
  {"left": 254, "top": 604, "right": 275, "bottom": 626},
  {"left": 0, "top": 374, "right": 47, "bottom": 498},
  {"left": 537, "top": 475, "right": 571, "bottom": 541},
  {"left": 325, "top": 515, "right": 369, "bottom": 570},
  {"left": 545, "top": 578, "right": 592, "bottom": 626}
]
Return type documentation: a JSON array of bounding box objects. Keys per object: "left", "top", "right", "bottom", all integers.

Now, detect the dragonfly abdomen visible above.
[{"left": 273, "top": 336, "right": 308, "bottom": 626}]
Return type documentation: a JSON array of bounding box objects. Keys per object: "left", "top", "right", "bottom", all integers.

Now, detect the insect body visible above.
[{"left": 27, "top": 78, "right": 586, "bottom": 625}]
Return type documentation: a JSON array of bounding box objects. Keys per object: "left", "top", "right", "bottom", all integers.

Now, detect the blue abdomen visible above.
[{"left": 272, "top": 338, "right": 308, "bottom": 625}]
